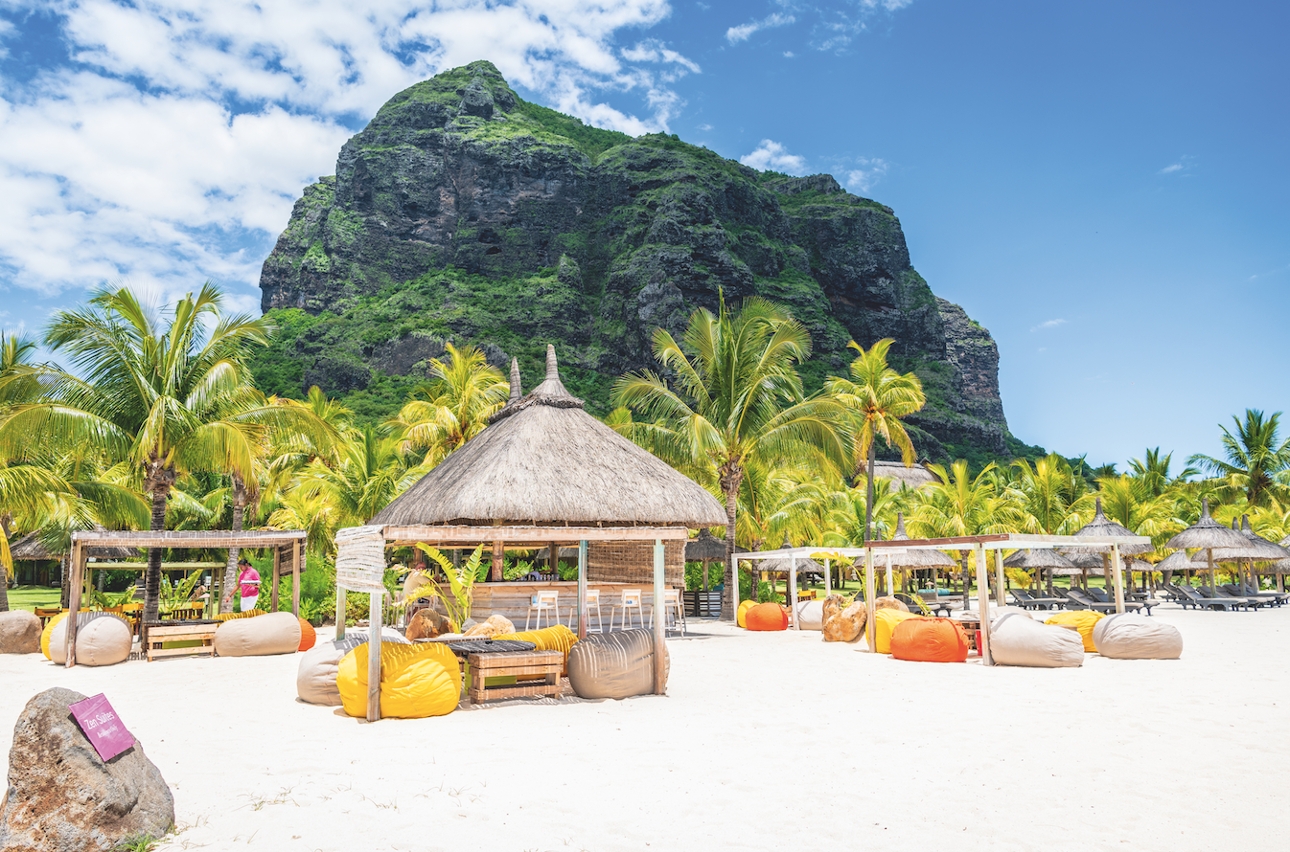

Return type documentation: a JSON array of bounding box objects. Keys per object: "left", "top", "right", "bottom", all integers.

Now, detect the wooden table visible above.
[{"left": 468, "top": 650, "right": 563, "bottom": 703}]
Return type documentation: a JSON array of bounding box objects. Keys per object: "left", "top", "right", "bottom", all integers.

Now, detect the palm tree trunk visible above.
[
  {"left": 0, "top": 566, "right": 9, "bottom": 612},
  {"left": 143, "top": 487, "right": 168, "bottom": 625},
  {"left": 221, "top": 476, "right": 248, "bottom": 613},
  {"left": 60, "top": 553, "right": 70, "bottom": 608},
  {"left": 721, "top": 486, "right": 738, "bottom": 621},
  {"left": 863, "top": 442, "right": 877, "bottom": 543}
]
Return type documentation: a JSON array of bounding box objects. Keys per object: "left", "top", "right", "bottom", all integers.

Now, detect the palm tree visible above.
[
  {"left": 1129, "top": 447, "right": 1197, "bottom": 497},
  {"left": 0, "top": 285, "right": 273, "bottom": 623},
  {"left": 1189, "top": 409, "right": 1290, "bottom": 506},
  {"left": 1008, "top": 453, "right": 1087, "bottom": 534},
  {"left": 825, "top": 338, "right": 925, "bottom": 543},
  {"left": 294, "top": 426, "right": 426, "bottom": 529},
  {"left": 613, "top": 297, "right": 847, "bottom": 619},
  {"left": 390, "top": 344, "right": 509, "bottom": 466}
]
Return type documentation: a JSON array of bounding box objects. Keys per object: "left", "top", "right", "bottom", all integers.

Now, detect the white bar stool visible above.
[
  {"left": 609, "top": 588, "right": 643, "bottom": 631},
  {"left": 525, "top": 590, "right": 560, "bottom": 630},
  {"left": 568, "top": 588, "right": 603, "bottom": 632}
]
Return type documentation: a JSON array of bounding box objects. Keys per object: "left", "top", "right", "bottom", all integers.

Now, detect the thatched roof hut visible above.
[
  {"left": 1073, "top": 498, "right": 1153, "bottom": 555},
  {"left": 371, "top": 347, "right": 725, "bottom": 529},
  {"left": 871, "top": 461, "right": 940, "bottom": 491},
  {"left": 1003, "top": 548, "right": 1077, "bottom": 572},
  {"left": 1164, "top": 500, "right": 1248, "bottom": 551},
  {"left": 1156, "top": 549, "right": 1207, "bottom": 573},
  {"left": 10, "top": 530, "right": 138, "bottom": 561},
  {"left": 1209, "top": 516, "right": 1290, "bottom": 562}
]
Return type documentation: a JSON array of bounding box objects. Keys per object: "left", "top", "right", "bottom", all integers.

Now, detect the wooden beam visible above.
[
  {"left": 65, "top": 541, "right": 83, "bottom": 669},
  {"left": 70, "top": 529, "right": 309, "bottom": 549},
  {"left": 383, "top": 525, "right": 692, "bottom": 546},
  {"left": 367, "top": 591, "right": 382, "bottom": 723},
  {"left": 271, "top": 547, "right": 281, "bottom": 613},
  {"left": 490, "top": 540, "right": 503, "bottom": 582},
  {"left": 292, "top": 541, "right": 302, "bottom": 618}
]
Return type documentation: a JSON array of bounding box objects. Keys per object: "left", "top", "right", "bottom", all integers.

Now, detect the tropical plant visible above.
[
  {"left": 293, "top": 426, "right": 426, "bottom": 530},
  {"left": 612, "top": 296, "right": 847, "bottom": 619},
  {"left": 405, "top": 544, "right": 485, "bottom": 630},
  {"left": 1189, "top": 409, "right": 1290, "bottom": 506},
  {"left": 908, "top": 460, "right": 1024, "bottom": 585},
  {"left": 825, "top": 337, "right": 925, "bottom": 542},
  {"left": 390, "top": 343, "right": 509, "bottom": 465},
  {"left": 1129, "top": 447, "right": 1197, "bottom": 497},
  {"left": 1007, "top": 453, "right": 1088, "bottom": 534}
]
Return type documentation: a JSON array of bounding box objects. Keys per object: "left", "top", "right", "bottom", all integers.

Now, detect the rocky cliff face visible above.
[{"left": 257, "top": 61, "right": 1019, "bottom": 460}]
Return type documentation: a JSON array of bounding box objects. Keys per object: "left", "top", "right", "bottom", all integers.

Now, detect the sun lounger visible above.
[
  {"left": 1065, "top": 589, "right": 1145, "bottom": 614},
  {"left": 1086, "top": 586, "right": 1155, "bottom": 616},
  {"left": 1224, "top": 583, "right": 1287, "bottom": 607},
  {"left": 1201, "top": 586, "right": 1262, "bottom": 610},
  {"left": 1170, "top": 584, "right": 1247, "bottom": 611},
  {"left": 1011, "top": 589, "right": 1066, "bottom": 610},
  {"left": 915, "top": 591, "right": 953, "bottom": 617},
  {"left": 898, "top": 593, "right": 951, "bottom": 617}
]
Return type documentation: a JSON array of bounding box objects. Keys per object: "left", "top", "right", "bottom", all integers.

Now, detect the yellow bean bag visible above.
[
  {"left": 337, "top": 640, "right": 461, "bottom": 719},
  {"left": 873, "top": 608, "right": 922, "bottom": 654},
  {"left": 41, "top": 611, "right": 69, "bottom": 660},
  {"left": 494, "top": 625, "right": 579, "bottom": 659},
  {"left": 737, "top": 599, "right": 757, "bottom": 628},
  {"left": 215, "top": 609, "right": 266, "bottom": 622},
  {"left": 1045, "top": 610, "right": 1105, "bottom": 653}
]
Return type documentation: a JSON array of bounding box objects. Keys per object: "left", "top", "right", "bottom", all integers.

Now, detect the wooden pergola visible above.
[
  {"left": 739, "top": 532, "right": 1150, "bottom": 665},
  {"left": 64, "top": 529, "right": 308, "bottom": 668}
]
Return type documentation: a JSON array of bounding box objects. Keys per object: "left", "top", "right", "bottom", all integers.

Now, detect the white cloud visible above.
[
  {"left": 784, "top": 51, "right": 795, "bottom": 58},
  {"left": 0, "top": 0, "right": 697, "bottom": 300},
  {"left": 740, "top": 139, "right": 807, "bottom": 175},
  {"left": 1158, "top": 155, "right": 1195, "bottom": 176},
  {"left": 726, "top": 12, "right": 795, "bottom": 44},
  {"left": 1159, "top": 164, "right": 1183, "bottom": 174},
  {"left": 813, "top": 0, "right": 915, "bottom": 51},
  {"left": 1030, "top": 318, "right": 1067, "bottom": 332},
  {"left": 845, "top": 157, "right": 889, "bottom": 192}
]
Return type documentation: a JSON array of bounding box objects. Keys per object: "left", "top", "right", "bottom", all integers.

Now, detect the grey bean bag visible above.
[
  {"left": 214, "top": 611, "right": 301, "bottom": 657},
  {"left": 48, "top": 612, "right": 133, "bottom": 666},
  {"left": 795, "top": 599, "right": 824, "bottom": 631},
  {"left": 1092, "top": 614, "right": 1183, "bottom": 660},
  {"left": 989, "top": 611, "right": 1084, "bottom": 668},
  {"left": 0, "top": 610, "right": 41, "bottom": 654},
  {"left": 567, "top": 629, "right": 668, "bottom": 700},
  {"left": 297, "top": 629, "right": 409, "bottom": 706}
]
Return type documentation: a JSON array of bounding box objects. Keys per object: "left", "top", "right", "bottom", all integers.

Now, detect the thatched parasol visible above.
[
  {"left": 1073, "top": 497, "right": 1153, "bottom": 555},
  {"left": 370, "top": 347, "right": 726, "bottom": 529},
  {"left": 685, "top": 529, "right": 727, "bottom": 591},
  {"left": 1209, "top": 515, "right": 1290, "bottom": 591},
  {"left": 1003, "top": 548, "right": 1076, "bottom": 594},
  {"left": 1164, "top": 499, "right": 1249, "bottom": 594},
  {"left": 884, "top": 514, "right": 957, "bottom": 568}
]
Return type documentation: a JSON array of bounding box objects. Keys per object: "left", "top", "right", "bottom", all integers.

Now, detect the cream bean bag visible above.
[
  {"left": 0, "top": 610, "right": 41, "bottom": 654},
  {"left": 214, "top": 611, "right": 301, "bottom": 657},
  {"left": 795, "top": 599, "right": 824, "bottom": 631},
  {"left": 1092, "top": 614, "right": 1183, "bottom": 660},
  {"left": 567, "top": 629, "right": 668, "bottom": 700},
  {"left": 987, "top": 606, "right": 1031, "bottom": 626},
  {"left": 297, "top": 630, "right": 408, "bottom": 706},
  {"left": 1045, "top": 610, "right": 1105, "bottom": 652},
  {"left": 989, "top": 612, "right": 1084, "bottom": 668},
  {"left": 46, "top": 613, "right": 133, "bottom": 666}
]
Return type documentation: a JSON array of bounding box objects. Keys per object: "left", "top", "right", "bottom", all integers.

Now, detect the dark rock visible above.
[
  {"left": 0, "top": 611, "right": 40, "bottom": 655},
  {"left": 0, "top": 687, "right": 174, "bottom": 852},
  {"left": 257, "top": 60, "right": 1022, "bottom": 459}
]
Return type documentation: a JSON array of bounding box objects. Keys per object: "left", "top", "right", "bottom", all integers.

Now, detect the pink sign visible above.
[{"left": 68, "top": 693, "right": 136, "bottom": 762}]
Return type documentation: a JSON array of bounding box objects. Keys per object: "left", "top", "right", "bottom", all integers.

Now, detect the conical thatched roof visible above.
[
  {"left": 1164, "top": 499, "right": 1248, "bottom": 551},
  {"left": 1059, "top": 548, "right": 1107, "bottom": 570},
  {"left": 685, "top": 529, "right": 727, "bottom": 561},
  {"left": 759, "top": 539, "right": 824, "bottom": 574},
  {"left": 370, "top": 346, "right": 727, "bottom": 528},
  {"left": 1209, "top": 515, "right": 1290, "bottom": 562},
  {"left": 1003, "top": 548, "right": 1077, "bottom": 571},
  {"left": 1156, "top": 549, "right": 1208, "bottom": 572},
  {"left": 1073, "top": 497, "right": 1153, "bottom": 554},
  {"left": 871, "top": 461, "right": 940, "bottom": 491},
  {"left": 879, "top": 514, "right": 956, "bottom": 568}
]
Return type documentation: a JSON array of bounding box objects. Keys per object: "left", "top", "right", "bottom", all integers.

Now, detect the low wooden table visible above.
[
  {"left": 144, "top": 620, "right": 219, "bottom": 661},
  {"left": 467, "top": 650, "right": 563, "bottom": 703}
]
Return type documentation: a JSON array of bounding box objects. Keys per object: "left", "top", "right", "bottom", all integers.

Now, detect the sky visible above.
[{"left": 0, "top": 0, "right": 1285, "bottom": 468}]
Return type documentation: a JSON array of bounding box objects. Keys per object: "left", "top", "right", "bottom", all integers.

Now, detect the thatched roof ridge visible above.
[
  {"left": 1059, "top": 548, "right": 1106, "bottom": 570},
  {"left": 1164, "top": 499, "right": 1249, "bottom": 551},
  {"left": 1073, "top": 497, "right": 1153, "bottom": 554},
  {"left": 371, "top": 346, "right": 727, "bottom": 528}
]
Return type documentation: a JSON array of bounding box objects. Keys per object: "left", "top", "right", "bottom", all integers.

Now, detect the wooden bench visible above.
[
  {"left": 468, "top": 650, "right": 563, "bottom": 703},
  {"left": 145, "top": 621, "right": 218, "bottom": 661}
]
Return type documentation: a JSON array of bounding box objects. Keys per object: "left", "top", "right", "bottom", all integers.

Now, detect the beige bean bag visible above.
[
  {"left": 1092, "top": 614, "right": 1183, "bottom": 660},
  {"left": 0, "top": 610, "right": 41, "bottom": 654},
  {"left": 567, "top": 629, "right": 668, "bottom": 700},
  {"left": 214, "top": 611, "right": 301, "bottom": 657},
  {"left": 989, "top": 612, "right": 1084, "bottom": 668},
  {"left": 987, "top": 606, "right": 1031, "bottom": 626},
  {"left": 48, "top": 613, "right": 133, "bottom": 666},
  {"left": 795, "top": 599, "right": 824, "bottom": 631},
  {"left": 297, "top": 630, "right": 409, "bottom": 706}
]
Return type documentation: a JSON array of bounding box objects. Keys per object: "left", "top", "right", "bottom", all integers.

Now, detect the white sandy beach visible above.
[{"left": 3, "top": 606, "right": 1289, "bottom": 852}]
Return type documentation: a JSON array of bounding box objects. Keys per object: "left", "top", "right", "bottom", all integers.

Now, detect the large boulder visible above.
[
  {"left": 406, "top": 608, "right": 453, "bottom": 641},
  {"left": 821, "top": 594, "right": 866, "bottom": 643},
  {"left": 0, "top": 687, "right": 174, "bottom": 852},
  {"left": 462, "top": 614, "right": 515, "bottom": 638},
  {"left": 0, "top": 611, "right": 41, "bottom": 654},
  {"left": 874, "top": 596, "right": 910, "bottom": 612}
]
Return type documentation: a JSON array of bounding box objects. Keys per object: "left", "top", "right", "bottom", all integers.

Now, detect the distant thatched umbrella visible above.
[
  {"left": 1164, "top": 499, "right": 1249, "bottom": 594},
  {"left": 1074, "top": 497, "right": 1153, "bottom": 555},
  {"left": 1209, "top": 515, "right": 1290, "bottom": 591},
  {"left": 685, "top": 529, "right": 727, "bottom": 591},
  {"left": 1004, "top": 547, "right": 1076, "bottom": 593},
  {"left": 876, "top": 513, "right": 956, "bottom": 594},
  {"left": 1059, "top": 548, "right": 1105, "bottom": 590}
]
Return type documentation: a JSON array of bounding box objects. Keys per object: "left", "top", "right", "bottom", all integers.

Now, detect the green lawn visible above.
[{"left": 5, "top": 586, "right": 60, "bottom": 612}]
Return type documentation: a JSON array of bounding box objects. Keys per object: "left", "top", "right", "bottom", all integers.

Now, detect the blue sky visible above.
[{"left": 0, "top": 0, "right": 1285, "bottom": 468}]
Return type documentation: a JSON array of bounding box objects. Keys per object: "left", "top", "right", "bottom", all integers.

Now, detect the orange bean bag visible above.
[
  {"left": 298, "top": 617, "right": 317, "bottom": 652},
  {"left": 745, "top": 603, "right": 789, "bottom": 631},
  {"left": 873, "top": 608, "right": 922, "bottom": 654},
  {"left": 890, "top": 617, "right": 969, "bottom": 663}
]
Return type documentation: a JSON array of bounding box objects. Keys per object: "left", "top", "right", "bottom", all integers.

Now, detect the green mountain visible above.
[{"left": 255, "top": 60, "right": 1040, "bottom": 465}]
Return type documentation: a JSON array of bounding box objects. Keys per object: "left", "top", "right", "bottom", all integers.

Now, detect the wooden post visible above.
[
  {"left": 789, "top": 553, "right": 799, "bottom": 630},
  {"left": 271, "top": 547, "right": 281, "bottom": 613},
  {"left": 864, "top": 546, "right": 876, "bottom": 652},
  {"left": 293, "top": 541, "right": 303, "bottom": 617},
  {"left": 335, "top": 585, "right": 347, "bottom": 641},
  {"left": 548, "top": 541, "right": 558, "bottom": 577},
  {"left": 65, "top": 541, "right": 83, "bottom": 669},
  {"left": 490, "top": 540, "right": 503, "bottom": 582},
  {"left": 994, "top": 549, "right": 1006, "bottom": 607},
  {"left": 824, "top": 558, "right": 831, "bottom": 596},
  {"left": 652, "top": 538, "right": 666, "bottom": 695},
  {"left": 577, "top": 540, "right": 588, "bottom": 639},
  {"left": 975, "top": 544, "right": 993, "bottom": 665},
  {"left": 1111, "top": 542, "right": 1126, "bottom": 614},
  {"left": 367, "top": 590, "right": 382, "bottom": 723},
  {"left": 884, "top": 553, "right": 894, "bottom": 600}
]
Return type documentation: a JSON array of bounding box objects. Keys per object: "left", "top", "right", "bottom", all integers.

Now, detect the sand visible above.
[{"left": 2, "top": 606, "right": 1288, "bottom": 851}]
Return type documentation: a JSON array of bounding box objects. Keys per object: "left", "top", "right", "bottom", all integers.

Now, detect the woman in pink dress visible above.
[{"left": 237, "top": 558, "right": 261, "bottom": 612}]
